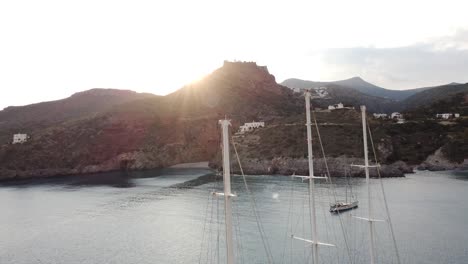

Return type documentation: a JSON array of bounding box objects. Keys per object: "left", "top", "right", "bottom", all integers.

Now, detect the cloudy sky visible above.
[{"left": 1, "top": 0, "right": 468, "bottom": 109}]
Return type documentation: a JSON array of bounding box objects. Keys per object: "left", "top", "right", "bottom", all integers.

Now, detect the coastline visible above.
[
  {"left": 1, "top": 156, "right": 466, "bottom": 182},
  {"left": 169, "top": 161, "right": 210, "bottom": 169}
]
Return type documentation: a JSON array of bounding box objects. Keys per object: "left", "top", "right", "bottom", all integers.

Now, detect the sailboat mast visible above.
[
  {"left": 345, "top": 174, "right": 348, "bottom": 204},
  {"left": 361, "top": 106, "right": 375, "bottom": 264},
  {"left": 219, "top": 119, "right": 235, "bottom": 264},
  {"left": 305, "top": 91, "right": 319, "bottom": 264}
]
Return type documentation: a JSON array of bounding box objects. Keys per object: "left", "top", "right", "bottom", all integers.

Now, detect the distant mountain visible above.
[
  {"left": 402, "top": 83, "right": 468, "bottom": 112},
  {"left": 281, "top": 77, "right": 431, "bottom": 101},
  {"left": 306, "top": 84, "right": 399, "bottom": 113}
]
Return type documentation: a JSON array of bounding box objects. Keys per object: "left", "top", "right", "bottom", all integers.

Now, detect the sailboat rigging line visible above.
[
  {"left": 213, "top": 116, "right": 222, "bottom": 264},
  {"left": 302, "top": 192, "right": 306, "bottom": 263},
  {"left": 366, "top": 122, "right": 402, "bottom": 264},
  {"left": 310, "top": 108, "right": 354, "bottom": 264},
  {"left": 217, "top": 187, "right": 221, "bottom": 264},
  {"left": 280, "top": 174, "right": 295, "bottom": 264},
  {"left": 232, "top": 201, "right": 243, "bottom": 264},
  {"left": 305, "top": 247, "right": 313, "bottom": 264},
  {"left": 320, "top": 183, "right": 341, "bottom": 263},
  {"left": 231, "top": 139, "right": 274, "bottom": 264},
  {"left": 373, "top": 223, "right": 380, "bottom": 262},
  {"left": 199, "top": 123, "right": 223, "bottom": 264},
  {"left": 198, "top": 190, "right": 213, "bottom": 264},
  {"left": 207, "top": 189, "right": 215, "bottom": 263},
  {"left": 214, "top": 175, "right": 222, "bottom": 264},
  {"left": 307, "top": 174, "right": 315, "bottom": 262},
  {"left": 231, "top": 187, "right": 246, "bottom": 264}
]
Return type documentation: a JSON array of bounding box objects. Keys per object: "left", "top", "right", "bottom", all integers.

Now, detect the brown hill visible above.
[
  {"left": 0, "top": 89, "right": 156, "bottom": 144},
  {"left": 0, "top": 61, "right": 301, "bottom": 179},
  {"left": 165, "top": 61, "right": 300, "bottom": 120}
]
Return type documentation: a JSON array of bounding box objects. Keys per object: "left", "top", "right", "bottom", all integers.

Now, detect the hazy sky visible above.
[{"left": 1, "top": 0, "right": 468, "bottom": 109}]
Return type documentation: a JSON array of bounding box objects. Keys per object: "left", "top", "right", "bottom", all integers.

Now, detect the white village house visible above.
[
  {"left": 238, "top": 121, "right": 265, "bottom": 133},
  {"left": 373, "top": 113, "right": 387, "bottom": 118},
  {"left": 436, "top": 113, "right": 452, "bottom": 119},
  {"left": 328, "top": 102, "right": 344, "bottom": 110},
  {"left": 436, "top": 113, "right": 460, "bottom": 119},
  {"left": 292, "top": 87, "right": 302, "bottom": 93},
  {"left": 391, "top": 112, "right": 403, "bottom": 119},
  {"left": 312, "top": 87, "right": 328, "bottom": 98},
  {"left": 12, "top": 133, "right": 28, "bottom": 144}
]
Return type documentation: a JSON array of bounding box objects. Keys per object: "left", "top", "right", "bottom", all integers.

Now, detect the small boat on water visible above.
[
  {"left": 330, "top": 168, "right": 359, "bottom": 213},
  {"left": 330, "top": 200, "right": 358, "bottom": 213}
]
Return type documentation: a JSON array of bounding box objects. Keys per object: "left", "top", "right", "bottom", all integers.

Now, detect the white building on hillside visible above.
[
  {"left": 436, "top": 113, "right": 452, "bottom": 119},
  {"left": 436, "top": 113, "right": 460, "bottom": 119},
  {"left": 391, "top": 112, "right": 403, "bottom": 119},
  {"left": 373, "top": 113, "right": 387, "bottom": 118},
  {"left": 238, "top": 121, "right": 265, "bottom": 133},
  {"left": 313, "top": 87, "right": 329, "bottom": 98},
  {"left": 328, "top": 103, "right": 344, "bottom": 110},
  {"left": 292, "top": 87, "right": 301, "bottom": 93},
  {"left": 12, "top": 134, "right": 28, "bottom": 144}
]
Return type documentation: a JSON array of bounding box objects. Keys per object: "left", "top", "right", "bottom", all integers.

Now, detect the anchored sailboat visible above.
[{"left": 329, "top": 169, "right": 359, "bottom": 213}]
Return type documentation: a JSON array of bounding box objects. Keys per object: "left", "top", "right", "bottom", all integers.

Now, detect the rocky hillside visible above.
[
  {"left": 401, "top": 83, "right": 468, "bottom": 111},
  {"left": 0, "top": 61, "right": 466, "bottom": 180},
  {"left": 0, "top": 61, "right": 301, "bottom": 180},
  {"left": 282, "top": 78, "right": 401, "bottom": 113},
  {"left": 402, "top": 90, "right": 468, "bottom": 167},
  {"left": 0, "top": 89, "right": 156, "bottom": 144},
  {"left": 214, "top": 109, "right": 466, "bottom": 177},
  {"left": 306, "top": 84, "right": 399, "bottom": 113},
  {"left": 282, "top": 78, "right": 468, "bottom": 114}
]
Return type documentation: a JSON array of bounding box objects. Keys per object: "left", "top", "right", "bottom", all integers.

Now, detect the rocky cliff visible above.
[{"left": 419, "top": 148, "right": 468, "bottom": 171}]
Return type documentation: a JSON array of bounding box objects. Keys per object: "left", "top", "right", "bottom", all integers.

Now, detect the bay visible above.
[{"left": 0, "top": 169, "right": 467, "bottom": 264}]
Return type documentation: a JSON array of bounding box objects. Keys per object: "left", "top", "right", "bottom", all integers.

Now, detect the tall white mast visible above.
[
  {"left": 352, "top": 106, "right": 383, "bottom": 264},
  {"left": 306, "top": 90, "right": 320, "bottom": 264},
  {"left": 362, "top": 106, "right": 375, "bottom": 264},
  {"left": 218, "top": 119, "right": 235, "bottom": 264},
  {"left": 292, "top": 90, "right": 334, "bottom": 263}
]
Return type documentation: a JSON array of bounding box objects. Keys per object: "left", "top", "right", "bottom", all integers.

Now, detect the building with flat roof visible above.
[
  {"left": 238, "top": 121, "right": 265, "bottom": 134},
  {"left": 13, "top": 133, "right": 28, "bottom": 144}
]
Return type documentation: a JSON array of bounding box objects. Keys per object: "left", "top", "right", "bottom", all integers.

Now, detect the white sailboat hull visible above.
[{"left": 329, "top": 201, "right": 359, "bottom": 213}]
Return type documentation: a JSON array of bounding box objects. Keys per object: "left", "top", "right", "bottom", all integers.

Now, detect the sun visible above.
[{"left": 149, "top": 59, "right": 222, "bottom": 95}]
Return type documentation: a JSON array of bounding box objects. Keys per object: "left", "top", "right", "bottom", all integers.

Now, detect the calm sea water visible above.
[{"left": 0, "top": 169, "right": 467, "bottom": 264}]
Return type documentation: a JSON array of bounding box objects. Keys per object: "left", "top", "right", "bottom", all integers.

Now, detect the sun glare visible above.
[{"left": 143, "top": 56, "right": 222, "bottom": 96}]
